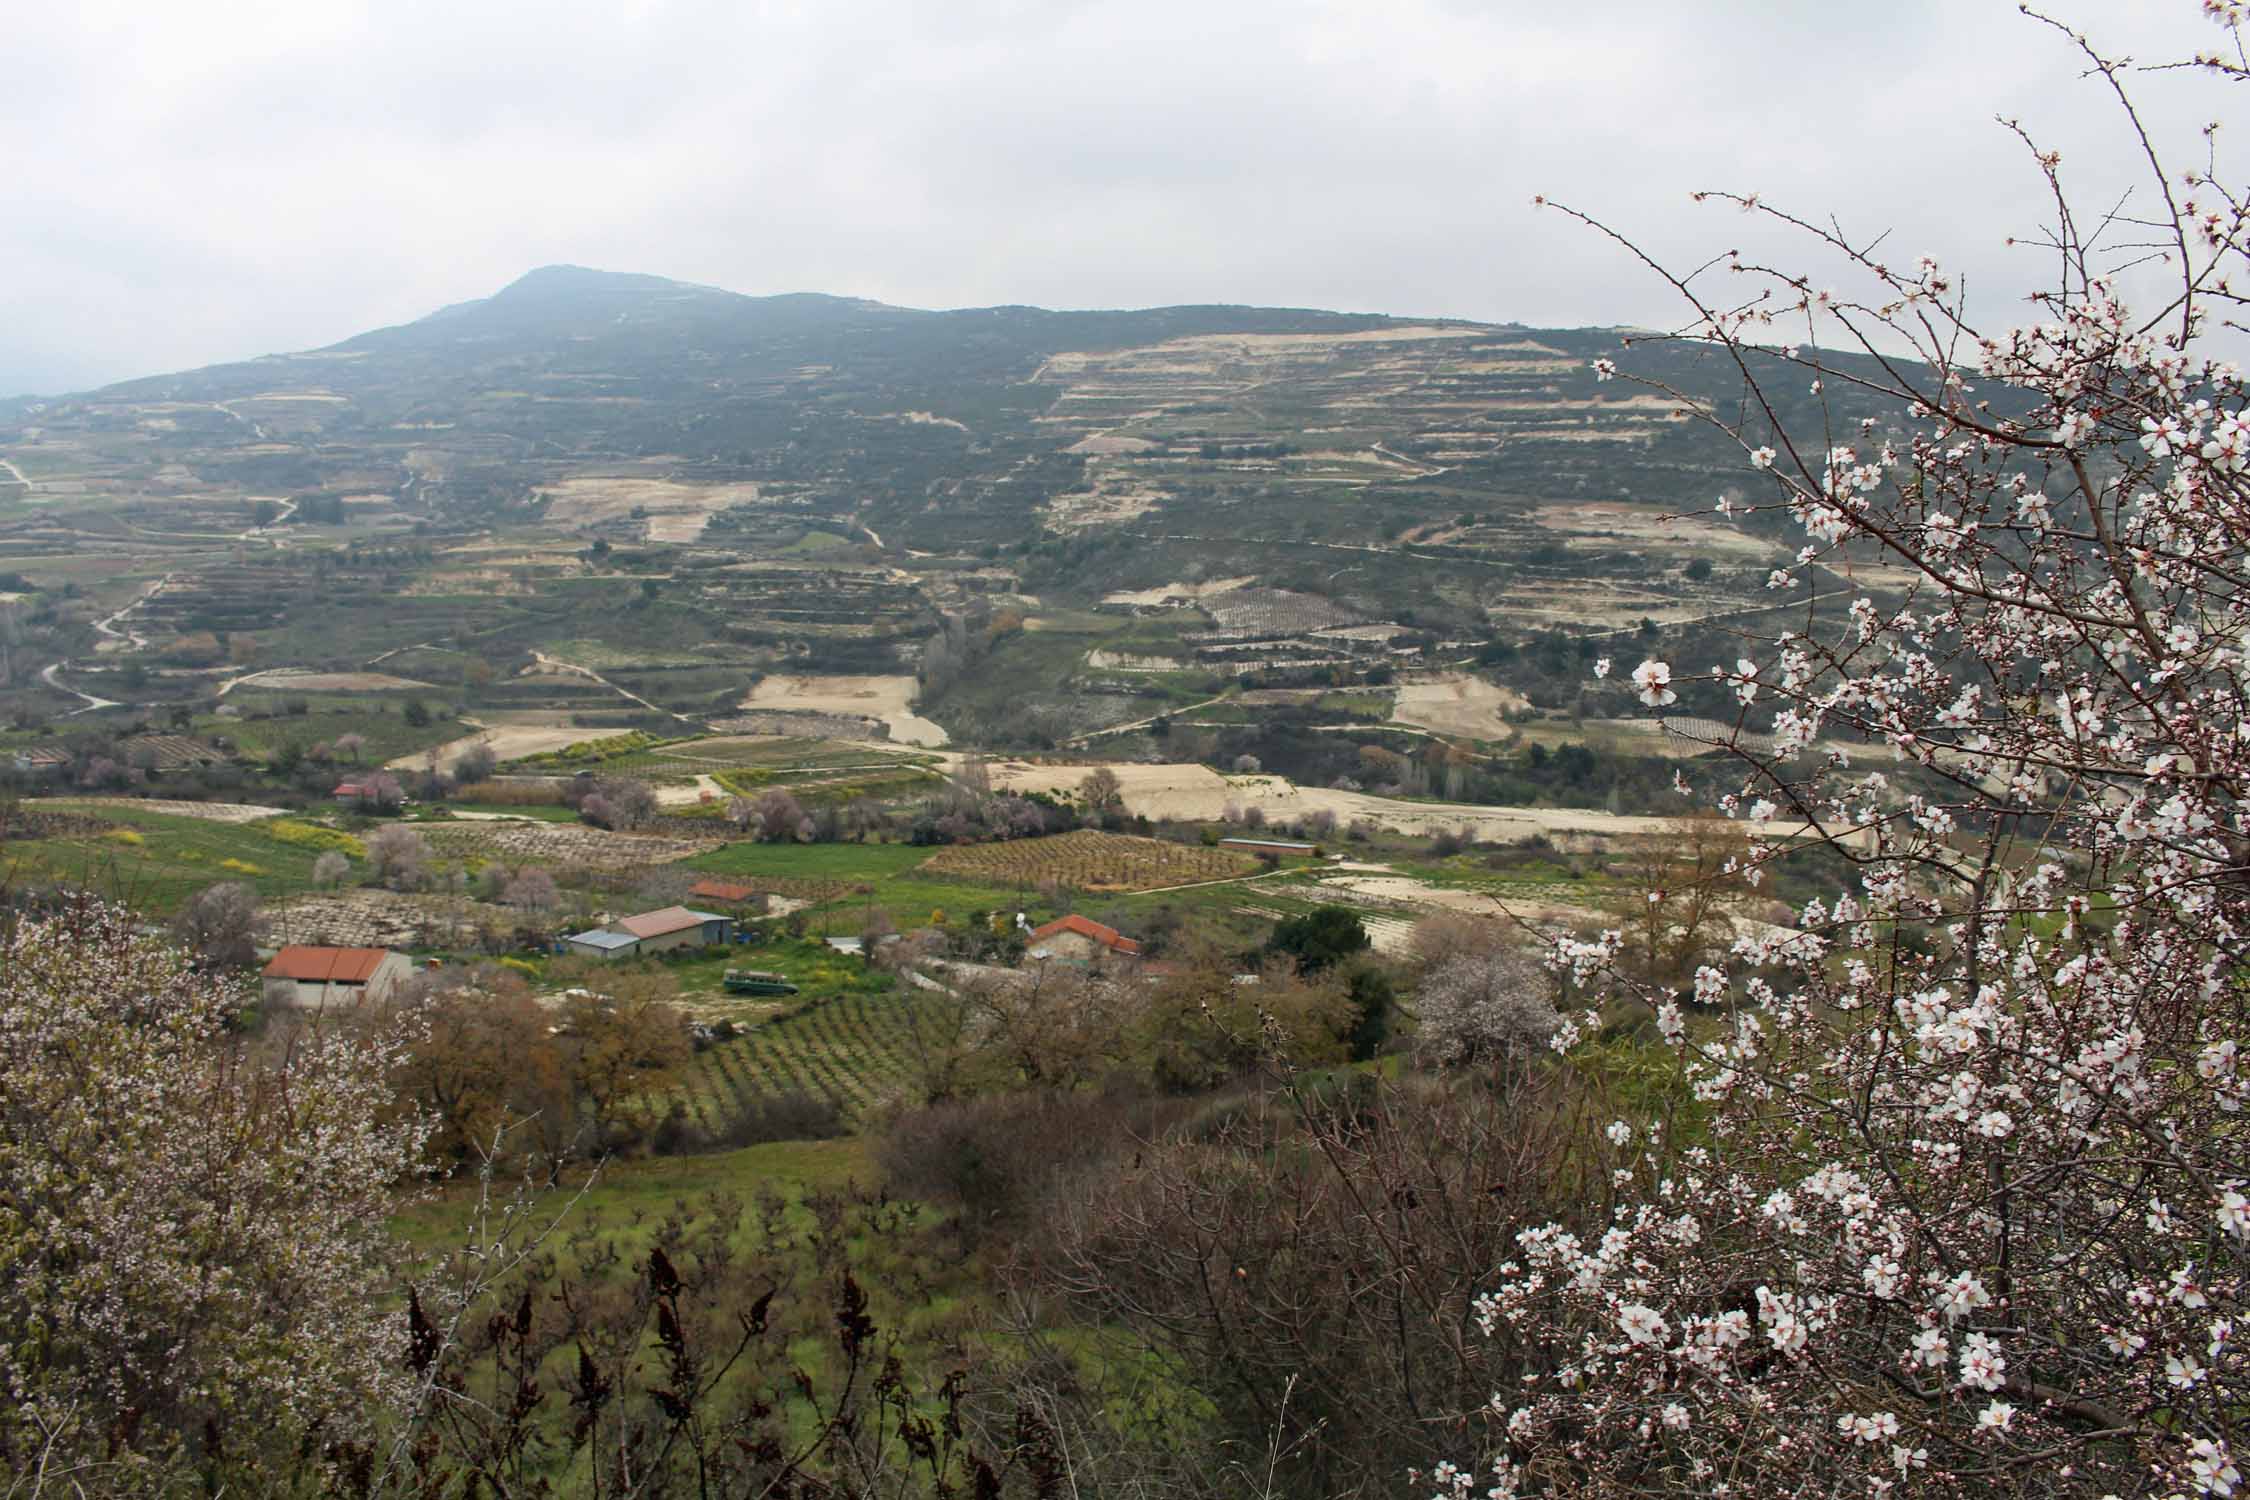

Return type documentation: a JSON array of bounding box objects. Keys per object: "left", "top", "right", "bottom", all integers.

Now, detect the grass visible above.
[
  {"left": 683, "top": 842, "right": 935, "bottom": 881},
  {"left": 1317, "top": 690, "right": 1394, "bottom": 718},
  {"left": 1, "top": 806, "right": 335, "bottom": 915},
  {"left": 206, "top": 700, "right": 470, "bottom": 765},
  {"left": 711, "top": 766, "right": 939, "bottom": 805},
  {"left": 388, "top": 1135, "right": 877, "bottom": 1254},
  {"left": 678, "top": 840, "right": 1085, "bottom": 930},
  {"left": 641, "top": 940, "right": 897, "bottom": 1008}
]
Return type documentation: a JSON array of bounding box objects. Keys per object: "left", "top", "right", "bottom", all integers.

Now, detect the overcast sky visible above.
[{"left": 1, "top": 0, "right": 2234, "bottom": 396}]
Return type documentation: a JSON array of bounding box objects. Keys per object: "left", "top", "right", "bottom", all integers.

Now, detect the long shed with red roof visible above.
[{"left": 260, "top": 945, "right": 416, "bottom": 1009}]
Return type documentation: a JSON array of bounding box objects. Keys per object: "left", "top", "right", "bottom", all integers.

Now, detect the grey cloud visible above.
[{"left": 0, "top": 0, "right": 2230, "bottom": 395}]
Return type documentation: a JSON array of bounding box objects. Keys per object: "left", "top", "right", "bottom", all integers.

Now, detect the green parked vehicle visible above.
[{"left": 722, "top": 969, "right": 799, "bottom": 997}]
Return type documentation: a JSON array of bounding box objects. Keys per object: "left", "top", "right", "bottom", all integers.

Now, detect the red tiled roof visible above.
[
  {"left": 263, "top": 945, "right": 392, "bottom": 983},
  {"left": 689, "top": 879, "right": 759, "bottom": 904},
  {"left": 1028, "top": 914, "right": 1142, "bottom": 956},
  {"left": 616, "top": 905, "right": 712, "bottom": 940}
]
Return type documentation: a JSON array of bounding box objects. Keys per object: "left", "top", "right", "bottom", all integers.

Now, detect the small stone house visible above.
[
  {"left": 261, "top": 945, "right": 416, "bottom": 1009},
  {"left": 1025, "top": 914, "right": 1142, "bottom": 965},
  {"left": 688, "top": 878, "right": 769, "bottom": 913}
]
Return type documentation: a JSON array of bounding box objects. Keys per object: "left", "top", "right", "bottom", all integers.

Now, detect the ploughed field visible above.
[{"left": 916, "top": 828, "right": 1256, "bottom": 891}]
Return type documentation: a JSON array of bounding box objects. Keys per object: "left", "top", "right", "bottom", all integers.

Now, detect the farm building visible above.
[
  {"left": 562, "top": 929, "right": 641, "bottom": 960},
  {"left": 333, "top": 781, "right": 372, "bottom": 802},
  {"left": 688, "top": 878, "right": 768, "bottom": 911},
  {"left": 562, "top": 905, "right": 732, "bottom": 960},
  {"left": 1219, "top": 836, "right": 1319, "bottom": 858},
  {"left": 1026, "top": 914, "right": 1143, "bottom": 965},
  {"left": 10, "top": 747, "right": 68, "bottom": 777},
  {"left": 261, "top": 945, "right": 416, "bottom": 1009}
]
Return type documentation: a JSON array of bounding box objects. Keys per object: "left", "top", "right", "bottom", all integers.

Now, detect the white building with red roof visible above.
[
  {"left": 1025, "top": 914, "right": 1142, "bottom": 965},
  {"left": 260, "top": 945, "right": 416, "bottom": 1009}
]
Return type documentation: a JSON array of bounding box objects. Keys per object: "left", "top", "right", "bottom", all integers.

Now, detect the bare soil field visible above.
[
  {"left": 980, "top": 761, "right": 1786, "bottom": 848},
  {"left": 232, "top": 670, "right": 435, "bottom": 693},
  {"left": 40, "top": 797, "right": 291, "bottom": 824},
  {"left": 1086, "top": 650, "right": 1187, "bottom": 672},
  {"left": 1101, "top": 576, "right": 1257, "bottom": 607},
  {"left": 1529, "top": 501, "right": 1777, "bottom": 560},
  {"left": 1490, "top": 579, "right": 1721, "bottom": 631},
  {"left": 1039, "top": 471, "right": 1171, "bottom": 531},
  {"left": 541, "top": 475, "right": 762, "bottom": 542},
  {"left": 1311, "top": 871, "right": 1611, "bottom": 931},
  {"left": 1067, "top": 434, "right": 1164, "bottom": 455},
  {"left": 388, "top": 717, "right": 589, "bottom": 772},
  {"left": 653, "top": 774, "right": 727, "bottom": 808},
  {"left": 739, "top": 675, "right": 947, "bottom": 748},
  {"left": 986, "top": 761, "right": 1239, "bottom": 820},
  {"left": 1390, "top": 673, "right": 1526, "bottom": 741},
  {"left": 414, "top": 820, "right": 723, "bottom": 871},
  {"left": 1036, "top": 325, "right": 1484, "bottom": 385},
  {"left": 266, "top": 890, "right": 525, "bottom": 950}
]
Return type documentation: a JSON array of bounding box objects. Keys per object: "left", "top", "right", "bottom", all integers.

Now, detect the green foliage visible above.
[
  {"left": 1265, "top": 904, "right": 1371, "bottom": 974},
  {"left": 1345, "top": 966, "right": 1394, "bottom": 1061}
]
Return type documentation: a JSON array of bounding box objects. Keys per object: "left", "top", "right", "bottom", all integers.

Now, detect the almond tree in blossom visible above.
[
  {"left": 0, "top": 900, "right": 427, "bottom": 1491},
  {"left": 1449, "top": 10, "right": 2250, "bottom": 1498}
]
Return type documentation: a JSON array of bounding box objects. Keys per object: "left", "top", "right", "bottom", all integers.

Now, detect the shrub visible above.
[
  {"left": 265, "top": 819, "right": 366, "bottom": 858},
  {"left": 877, "top": 1089, "right": 1177, "bottom": 1242}
]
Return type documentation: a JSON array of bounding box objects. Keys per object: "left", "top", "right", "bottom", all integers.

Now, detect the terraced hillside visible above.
[{"left": 0, "top": 265, "right": 1929, "bottom": 738}]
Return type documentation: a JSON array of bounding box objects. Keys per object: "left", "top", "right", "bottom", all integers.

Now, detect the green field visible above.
[
  {"left": 682, "top": 841, "right": 1044, "bottom": 926},
  {"left": 2, "top": 806, "right": 338, "bottom": 915},
  {"left": 684, "top": 842, "right": 936, "bottom": 881},
  {"left": 637, "top": 941, "right": 896, "bottom": 1008},
  {"left": 388, "top": 1134, "right": 878, "bottom": 1253},
  {"left": 204, "top": 697, "right": 470, "bottom": 765},
  {"left": 675, "top": 989, "right": 926, "bottom": 1124}
]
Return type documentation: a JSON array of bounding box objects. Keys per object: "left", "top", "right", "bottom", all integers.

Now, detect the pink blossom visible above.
[{"left": 1631, "top": 659, "right": 1677, "bottom": 707}]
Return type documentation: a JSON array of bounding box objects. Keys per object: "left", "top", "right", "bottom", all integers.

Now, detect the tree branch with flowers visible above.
[{"left": 1446, "top": 7, "right": 2250, "bottom": 1498}]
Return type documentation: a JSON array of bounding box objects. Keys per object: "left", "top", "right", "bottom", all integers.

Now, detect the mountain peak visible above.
[{"left": 489, "top": 264, "right": 705, "bottom": 301}]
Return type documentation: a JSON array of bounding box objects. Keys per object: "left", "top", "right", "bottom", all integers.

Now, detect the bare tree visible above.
[
  {"left": 453, "top": 742, "right": 498, "bottom": 785},
  {"left": 354, "top": 771, "right": 405, "bottom": 814},
  {"left": 311, "top": 849, "right": 351, "bottom": 890},
  {"left": 1608, "top": 811, "right": 1749, "bottom": 985},
  {"left": 752, "top": 787, "right": 809, "bottom": 843},
  {"left": 170, "top": 880, "right": 264, "bottom": 971},
  {"left": 843, "top": 796, "right": 888, "bottom": 842},
  {"left": 1078, "top": 766, "right": 1124, "bottom": 816},
  {"left": 501, "top": 867, "right": 558, "bottom": 911},
  {"left": 593, "top": 776, "right": 658, "bottom": 831},
  {"left": 364, "top": 823, "right": 429, "bottom": 890}
]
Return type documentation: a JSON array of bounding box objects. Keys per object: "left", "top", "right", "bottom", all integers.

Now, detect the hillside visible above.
[{"left": 0, "top": 267, "right": 1896, "bottom": 746}]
